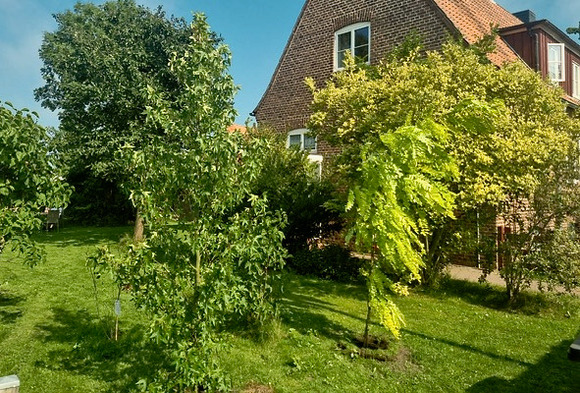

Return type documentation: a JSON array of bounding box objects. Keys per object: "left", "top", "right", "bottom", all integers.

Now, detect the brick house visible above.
[
  {"left": 253, "top": 0, "right": 580, "bottom": 160},
  {"left": 252, "top": 0, "right": 580, "bottom": 267}
]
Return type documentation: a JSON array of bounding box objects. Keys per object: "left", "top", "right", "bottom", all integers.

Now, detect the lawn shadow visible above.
[
  {"left": 34, "top": 226, "right": 131, "bottom": 248},
  {"left": 34, "top": 307, "right": 165, "bottom": 393},
  {"left": 419, "top": 278, "right": 571, "bottom": 316},
  {"left": 467, "top": 329, "right": 580, "bottom": 393},
  {"left": 284, "top": 273, "right": 367, "bottom": 302},
  {"left": 0, "top": 292, "right": 25, "bottom": 325},
  {"left": 403, "top": 329, "right": 533, "bottom": 368},
  {"left": 280, "top": 276, "right": 368, "bottom": 342}
]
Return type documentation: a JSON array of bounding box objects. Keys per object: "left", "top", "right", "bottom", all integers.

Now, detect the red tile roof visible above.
[
  {"left": 432, "top": 0, "right": 523, "bottom": 65},
  {"left": 227, "top": 124, "right": 247, "bottom": 133}
]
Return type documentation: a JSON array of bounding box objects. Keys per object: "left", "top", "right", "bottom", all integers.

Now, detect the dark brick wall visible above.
[{"left": 254, "top": 0, "right": 455, "bottom": 158}]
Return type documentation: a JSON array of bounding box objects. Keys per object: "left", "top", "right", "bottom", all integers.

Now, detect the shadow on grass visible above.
[
  {"left": 403, "top": 329, "right": 533, "bottom": 367},
  {"left": 0, "top": 292, "right": 25, "bottom": 325},
  {"left": 281, "top": 293, "right": 358, "bottom": 341},
  {"left": 467, "top": 330, "right": 580, "bottom": 393},
  {"left": 34, "top": 226, "right": 131, "bottom": 248},
  {"left": 279, "top": 275, "right": 367, "bottom": 342},
  {"left": 419, "top": 278, "right": 577, "bottom": 316},
  {"left": 291, "top": 275, "right": 367, "bottom": 302},
  {"left": 35, "top": 307, "right": 165, "bottom": 393},
  {"left": 420, "top": 278, "right": 508, "bottom": 308}
]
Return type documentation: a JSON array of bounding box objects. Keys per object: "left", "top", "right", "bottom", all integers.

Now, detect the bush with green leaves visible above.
[
  {"left": 524, "top": 227, "right": 580, "bottom": 294},
  {"left": 252, "top": 130, "right": 342, "bottom": 254},
  {"left": 90, "top": 15, "right": 287, "bottom": 392},
  {"left": 290, "top": 245, "right": 363, "bottom": 283},
  {"left": 0, "top": 102, "right": 70, "bottom": 264}
]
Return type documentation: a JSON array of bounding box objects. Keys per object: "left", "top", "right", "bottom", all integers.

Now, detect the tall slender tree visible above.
[{"left": 91, "top": 14, "right": 287, "bottom": 392}]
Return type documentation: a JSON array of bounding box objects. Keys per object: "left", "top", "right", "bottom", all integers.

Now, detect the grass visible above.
[{"left": 1, "top": 227, "right": 579, "bottom": 392}]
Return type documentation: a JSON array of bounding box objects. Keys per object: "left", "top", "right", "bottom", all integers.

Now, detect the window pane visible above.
[
  {"left": 548, "top": 63, "right": 558, "bottom": 80},
  {"left": 548, "top": 44, "right": 564, "bottom": 80},
  {"left": 549, "top": 62, "right": 563, "bottom": 81},
  {"left": 304, "top": 135, "right": 316, "bottom": 151},
  {"left": 549, "top": 45, "right": 562, "bottom": 62},
  {"left": 354, "top": 27, "right": 369, "bottom": 47},
  {"left": 338, "top": 49, "right": 349, "bottom": 68},
  {"left": 289, "top": 134, "right": 301, "bottom": 148},
  {"left": 354, "top": 45, "right": 369, "bottom": 62},
  {"left": 574, "top": 64, "right": 580, "bottom": 98},
  {"left": 338, "top": 32, "right": 351, "bottom": 51}
]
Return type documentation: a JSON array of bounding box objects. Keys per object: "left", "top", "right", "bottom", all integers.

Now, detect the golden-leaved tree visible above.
[{"left": 308, "top": 36, "right": 580, "bottom": 336}]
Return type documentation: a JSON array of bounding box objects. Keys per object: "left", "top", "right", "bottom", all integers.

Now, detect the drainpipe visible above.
[{"left": 534, "top": 32, "right": 540, "bottom": 72}]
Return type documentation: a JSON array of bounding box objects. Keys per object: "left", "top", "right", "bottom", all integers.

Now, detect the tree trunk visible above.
[
  {"left": 363, "top": 244, "right": 375, "bottom": 348},
  {"left": 423, "top": 228, "right": 444, "bottom": 286},
  {"left": 363, "top": 299, "right": 372, "bottom": 349},
  {"left": 133, "top": 210, "right": 144, "bottom": 242}
]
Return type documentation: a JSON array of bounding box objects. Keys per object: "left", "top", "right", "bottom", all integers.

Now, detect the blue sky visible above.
[{"left": 0, "top": 0, "right": 579, "bottom": 128}]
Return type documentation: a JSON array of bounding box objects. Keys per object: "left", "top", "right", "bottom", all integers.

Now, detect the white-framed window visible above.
[
  {"left": 548, "top": 43, "right": 565, "bottom": 82},
  {"left": 573, "top": 62, "right": 580, "bottom": 99},
  {"left": 334, "top": 22, "right": 370, "bottom": 71},
  {"left": 287, "top": 128, "right": 317, "bottom": 153}
]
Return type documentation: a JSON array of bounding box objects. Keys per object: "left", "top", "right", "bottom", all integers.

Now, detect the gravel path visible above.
[
  {"left": 447, "top": 264, "right": 579, "bottom": 294},
  {"left": 446, "top": 264, "right": 505, "bottom": 286}
]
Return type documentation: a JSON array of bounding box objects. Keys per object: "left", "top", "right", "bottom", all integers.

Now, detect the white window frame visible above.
[
  {"left": 287, "top": 128, "right": 317, "bottom": 153},
  {"left": 548, "top": 43, "right": 565, "bottom": 82},
  {"left": 334, "top": 22, "right": 371, "bottom": 71},
  {"left": 573, "top": 62, "right": 580, "bottom": 99}
]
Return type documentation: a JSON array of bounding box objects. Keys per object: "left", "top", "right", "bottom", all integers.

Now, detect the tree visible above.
[
  {"left": 308, "top": 37, "right": 579, "bottom": 304},
  {"left": 0, "top": 102, "right": 70, "bottom": 264},
  {"left": 566, "top": 24, "right": 580, "bottom": 39},
  {"left": 495, "top": 153, "right": 580, "bottom": 300},
  {"left": 345, "top": 122, "right": 456, "bottom": 342},
  {"left": 35, "top": 0, "right": 192, "bottom": 225},
  {"left": 93, "top": 15, "right": 287, "bottom": 392},
  {"left": 308, "top": 55, "right": 458, "bottom": 341}
]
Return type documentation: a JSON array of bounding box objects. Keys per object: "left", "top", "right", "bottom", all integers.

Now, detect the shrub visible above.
[
  {"left": 289, "top": 245, "right": 363, "bottom": 283},
  {"left": 534, "top": 227, "right": 580, "bottom": 293},
  {"left": 252, "top": 130, "right": 342, "bottom": 254}
]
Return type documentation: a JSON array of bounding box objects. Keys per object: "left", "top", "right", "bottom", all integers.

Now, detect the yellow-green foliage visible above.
[
  {"left": 308, "top": 37, "right": 580, "bottom": 332},
  {"left": 309, "top": 40, "right": 578, "bottom": 208},
  {"left": 343, "top": 119, "right": 457, "bottom": 337}
]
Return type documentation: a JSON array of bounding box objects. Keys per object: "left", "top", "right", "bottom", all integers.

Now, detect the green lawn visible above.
[{"left": 0, "top": 227, "right": 579, "bottom": 392}]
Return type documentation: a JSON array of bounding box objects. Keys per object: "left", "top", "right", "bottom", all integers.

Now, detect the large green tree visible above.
[
  {"left": 0, "top": 102, "right": 70, "bottom": 264},
  {"left": 309, "top": 38, "right": 580, "bottom": 302},
  {"left": 35, "top": 0, "right": 192, "bottom": 224}
]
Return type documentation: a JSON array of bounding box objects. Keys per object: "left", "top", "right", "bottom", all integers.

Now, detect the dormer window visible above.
[
  {"left": 548, "top": 43, "right": 565, "bottom": 82},
  {"left": 335, "top": 22, "right": 370, "bottom": 70},
  {"left": 287, "top": 128, "right": 317, "bottom": 153}
]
